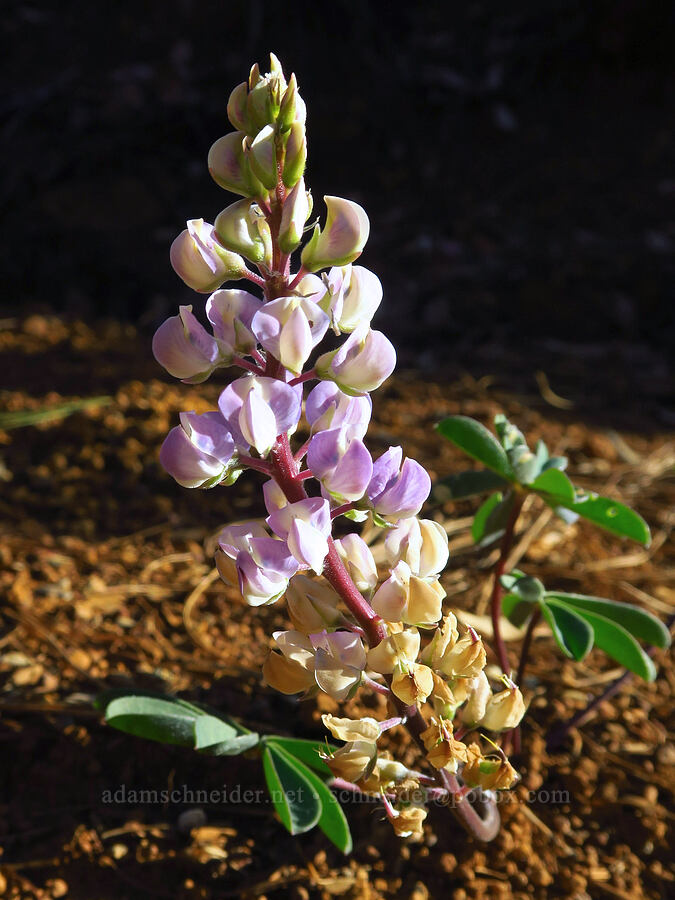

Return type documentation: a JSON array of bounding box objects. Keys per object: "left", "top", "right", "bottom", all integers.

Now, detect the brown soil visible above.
[{"left": 0, "top": 316, "right": 673, "bottom": 899}]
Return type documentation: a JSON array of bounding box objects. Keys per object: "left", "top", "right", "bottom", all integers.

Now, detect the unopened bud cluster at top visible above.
[{"left": 153, "top": 54, "right": 525, "bottom": 841}]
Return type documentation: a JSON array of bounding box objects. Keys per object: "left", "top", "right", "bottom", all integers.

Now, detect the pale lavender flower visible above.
[
  {"left": 367, "top": 446, "right": 431, "bottom": 520},
  {"left": 170, "top": 219, "right": 245, "bottom": 292},
  {"left": 206, "top": 289, "right": 263, "bottom": 357},
  {"left": 315, "top": 324, "right": 396, "bottom": 394},
  {"left": 310, "top": 629, "right": 367, "bottom": 700},
  {"left": 218, "top": 375, "right": 301, "bottom": 456},
  {"left": 251, "top": 296, "right": 329, "bottom": 374},
  {"left": 159, "top": 411, "right": 235, "bottom": 488},
  {"left": 306, "top": 265, "right": 383, "bottom": 334},
  {"left": 307, "top": 426, "right": 373, "bottom": 502},
  {"left": 152, "top": 306, "right": 221, "bottom": 383},
  {"left": 305, "top": 382, "right": 372, "bottom": 438},
  {"left": 267, "top": 497, "right": 331, "bottom": 574},
  {"left": 217, "top": 522, "right": 299, "bottom": 606}
]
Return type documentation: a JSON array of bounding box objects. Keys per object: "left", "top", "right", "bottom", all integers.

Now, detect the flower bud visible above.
[
  {"left": 152, "top": 306, "right": 221, "bottom": 383},
  {"left": 159, "top": 412, "right": 235, "bottom": 488},
  {"left": 481, "top": 679, "right": 526, "bottom": 731},
  {"left": 247, "top": 125, "right": 278, "bottom": 190},
  {"left": 170, "top": 219, "right": 247, "bottom": 292},
  {"left": 385, "top": 517, "right": 449, "bottom": 578},
  {"left": 315, "top": 325, "right": 396, "bottom": 395},
  {"left": 462, "top": 744, "right": 518, "bottom": 791},
  {"left": 278, "top": 178, "right": 311, "bottom": 254},
  {"left": 281, "top": 121, "right": 307, "bottom": 188},
  {"left": 227, "top": 81, "right": 250, "bottom": 132},
  {"left": 208, "top": 132, "right": 266, "bottom": 198},
  {"left": 246, "top": 55, "right": 285, "bottom": 133},
  {"left": 214, "top": 199, "right": 271, "bottom": 265},
  {"left": 301, "top": 196, "right": 369, "bottom": 272},
  {"left": 334, "top": 534, "right": 378, "bottom": 594},
  {"left": 285, "top": 574, "right": 341, "bottom": 632},
  {"left": 321, "top": 714, "right": 381, "bottom": 743},
  {"left": 278, "top": 73, "right": 306, "bottom": 131},
  {"left": 391, "top": 663, "right": 434, "bottom": 706}
]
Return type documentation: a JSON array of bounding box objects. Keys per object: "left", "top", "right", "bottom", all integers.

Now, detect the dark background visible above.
[{"left": 2, "top": 0, "right": 674, "bottom": 415}]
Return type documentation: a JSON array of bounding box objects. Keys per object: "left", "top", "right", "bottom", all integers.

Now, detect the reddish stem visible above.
[
  {"left": 489, "top": 496, "right": 524, "bottom": 675},
  {"left": 242, "top": 268, "right": 266, "bottom": 288},
  {"left": 503, "top": 605, "right": 541, "bottom": 755},
  {"left": 232, "top": 356, "right": 265, "bottom": 376},
  {"left": 289, "top": 369, "right": 316, "bottom": 386}
]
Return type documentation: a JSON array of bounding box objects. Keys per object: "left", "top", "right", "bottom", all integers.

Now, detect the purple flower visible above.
[
  {"left": 305, "top": 382, "right": 372, "bottom": 439},
  {"left": 218, "top": 375, "right": 301, "bottom": 456},
  {"left": 251, "top": 296, "right": 329, "bottom": 374},
  {"left": 367, "top": 446, "right": 431, "bottom": 520},
  {"left": 206, "top": 289, "right": 262, "bottom": 357},
  {"left": 307, "top": 426, "right": 373, "bottom": 502},
  {"left": 267, "top": 497, "right": 332, "bottom": 574},
  {"left": 217, "top": 522, "right": 299, "bottom": 606},
  {"left": 159, "top": 411, "right": 235, "bottom": 488},
  {"left": 315, "top": 324, "right": 396, "bottom": 394},
  {"left": 170, "top": 219, "right": 245, "bottom": 293},
  {"left": 152, "top": 306, "right": 221, "bottom": 383}
]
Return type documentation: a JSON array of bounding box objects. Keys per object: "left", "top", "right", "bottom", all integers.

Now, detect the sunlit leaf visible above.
[
  {"left": 540, "top": 601, "right": 594, "bottom": 661},
  {"left": 437, "top": 416, "right": 513, "bottom": 480},
  {"left": 262, "top": 744, "right": 322, "bottom": 835},
  {"left": 564, "top": 607, "right": 657, "bottom": 681},
  {"left": 540, "top": 490, "right": 650, "bottom": 545},
  {"left": 546, "top": 593, "right": 670, "bottom": 649},
  {"left": 529, "top": 468, "right": 575, "bottom": 503}
]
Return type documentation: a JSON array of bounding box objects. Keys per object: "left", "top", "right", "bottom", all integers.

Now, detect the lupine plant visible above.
[{"left": 100, "top": 55, "right": 670, "bottom": 851}]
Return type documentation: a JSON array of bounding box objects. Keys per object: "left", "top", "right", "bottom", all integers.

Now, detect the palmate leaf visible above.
[
  {"left": 100, "top": 693, "right": 260, "bottom": 755},
  {"left": 567, "top": 607, "right": 657, "bottom": 681},
  {"left": 529, "top": 468, "right": 576, "bottom": 503},
  {"left": 103, "top": 696, "right": 201, "bottom": 747},
  {"left": 539, "top": 601, "right": 594, "bottom": 661},
  {"left": 262, "top": 744, "right": 322, "bottom": 835},
  {"left": 539, "top": 490, "right": 650, "bottom": 546},
  {"left": 436, "top": 416, "right": 513, "bottom": 480},
  {"left": 545, "top": 593, "right": 670, "bottom": 649},
  {"left": 264, "top": 742, "right": 352, "bottom": 853},
  {"left": 264, "top": 737, "right": 336, "bottom": 777}
]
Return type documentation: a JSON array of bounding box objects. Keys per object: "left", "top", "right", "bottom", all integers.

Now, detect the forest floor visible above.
[{"left": 0, "top": 316, "right": 672, "bottom": 899}]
